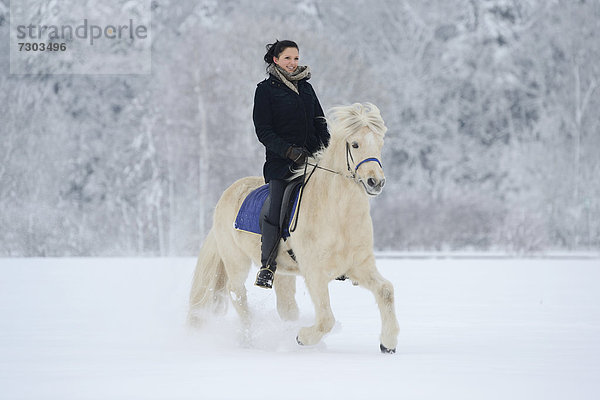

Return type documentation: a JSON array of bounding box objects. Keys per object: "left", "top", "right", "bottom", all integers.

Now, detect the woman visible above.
[{"left": 253, "top": 39, "right": 330, "bottom": 289}]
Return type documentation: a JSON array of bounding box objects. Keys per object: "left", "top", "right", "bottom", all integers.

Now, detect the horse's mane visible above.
[
  {"left": 289, "top": 103, "right": 387, "bottom": 180},
  {"left": 327, "top": 102, "right": 387, "bottom": 142}
]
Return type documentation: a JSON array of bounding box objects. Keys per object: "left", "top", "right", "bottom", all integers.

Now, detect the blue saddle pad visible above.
[{"left": 234, "top": 184, "right": 299, "bottom": 238}]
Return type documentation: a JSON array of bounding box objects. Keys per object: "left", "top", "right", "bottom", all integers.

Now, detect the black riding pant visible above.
[
  {"left": 266, "top": 179, "right": 286, "bottom": 226},
  {"left": 261, "top": 179, "right": 286, "bottom": 267}
]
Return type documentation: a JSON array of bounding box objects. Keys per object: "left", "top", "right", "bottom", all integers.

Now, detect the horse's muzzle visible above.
[{"left": 362, "top": 177, "right": 386, "bottom": 196}]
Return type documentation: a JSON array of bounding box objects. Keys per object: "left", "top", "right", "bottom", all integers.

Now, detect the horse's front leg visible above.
[
  {"left": 296, "top": 272, "right": 335, "bottom": 346},
  {"left": 350, "top": 262, "right": 399, "bottom": 353},
  {"left": 274, "top": 273, "right": 299, "bottom": 321}
]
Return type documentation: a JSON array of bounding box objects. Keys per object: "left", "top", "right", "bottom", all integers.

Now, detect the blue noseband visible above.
[{"left": 354, "top": 157, "right": 382, "bottom": 172}]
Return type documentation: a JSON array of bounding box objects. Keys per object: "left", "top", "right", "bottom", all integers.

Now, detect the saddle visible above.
[{"left": 234, "top": 176, "right": 303, "bottom": 239}]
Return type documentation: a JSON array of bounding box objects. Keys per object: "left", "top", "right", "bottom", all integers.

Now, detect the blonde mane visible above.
[
  {"left": 290, "top": 103, "right": 387, "bottom": 179},
  {"left": 327, "top": 102, "right": 387, "bottom": 142}
]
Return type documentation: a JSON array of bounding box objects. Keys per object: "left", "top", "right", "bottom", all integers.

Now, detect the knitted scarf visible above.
[{"left": 267, "top": 64, "right": 311, "bottom": 94}]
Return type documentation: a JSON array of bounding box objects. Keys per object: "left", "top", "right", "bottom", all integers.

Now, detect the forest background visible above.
[{"left": 1, "top": 0, "right": 598, "bottom": 256}]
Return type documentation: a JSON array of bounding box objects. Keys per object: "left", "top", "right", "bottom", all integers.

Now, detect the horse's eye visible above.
[{"left": 352, "top": 142, "right": 359, "bottom": 149}]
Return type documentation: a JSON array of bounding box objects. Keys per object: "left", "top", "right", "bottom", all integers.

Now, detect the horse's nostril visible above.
[
  {"left": 380, "top": 178, "right": 386, "bottom": 188},
  {"left": 367, "top": 178, "right": 377, "bottom": 187}
]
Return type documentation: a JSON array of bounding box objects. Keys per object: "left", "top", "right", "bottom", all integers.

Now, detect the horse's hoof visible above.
[
  {"left": 296, "top": 336, "right": 304, "bottom": 346},
  {"left": 380, "top": 344, "right": 396, "bottom": 354}
]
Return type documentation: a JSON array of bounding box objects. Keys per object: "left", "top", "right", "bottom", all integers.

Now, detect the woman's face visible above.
[{"left": 273, "top": 47, "right": 299, "bottom": 73}]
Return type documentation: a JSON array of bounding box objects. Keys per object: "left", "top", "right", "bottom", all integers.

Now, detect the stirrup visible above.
[{"left": 255, "top": 266, "right": 275, "bottom": 289}]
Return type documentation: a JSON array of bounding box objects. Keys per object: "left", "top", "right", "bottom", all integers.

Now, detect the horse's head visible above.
[
  {"left": 345, "top": 127, "right": 386, "bottom": 196},
  {"left": 327, "top": 103, "right": 387, "bottom": 197}
]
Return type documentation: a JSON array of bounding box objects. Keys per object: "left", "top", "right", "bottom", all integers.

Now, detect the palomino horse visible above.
[{"left": 188, "top": 103, "right": 399, "bottom": 353}]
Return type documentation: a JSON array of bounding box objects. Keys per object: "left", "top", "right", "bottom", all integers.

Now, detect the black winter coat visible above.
[{"left": 253, "top": 74, "right": 330, "bottom": 182}]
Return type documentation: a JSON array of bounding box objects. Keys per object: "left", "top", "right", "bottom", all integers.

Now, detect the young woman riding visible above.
[{"left": 252, "top": 40, "right": 330, "bottom": 288}]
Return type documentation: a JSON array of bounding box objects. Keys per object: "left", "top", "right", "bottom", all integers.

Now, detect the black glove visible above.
[{"left": 285, "top": 146, "right": 308, "bottom": 166}]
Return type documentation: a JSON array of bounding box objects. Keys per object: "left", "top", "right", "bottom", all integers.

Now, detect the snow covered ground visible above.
[{"left": 1, "top": 257, "right": 599, "bottom": 400}]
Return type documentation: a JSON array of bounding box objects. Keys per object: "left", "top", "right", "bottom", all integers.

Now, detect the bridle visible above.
[
  {"left": 344, "top": 141, "right": 383, "bottom": 181},
  {"left": 303, "top": 141, "right": 382, "bottom": 182},
  {"left": 289, "top": 141, "right": 383, "bottom": 232}
]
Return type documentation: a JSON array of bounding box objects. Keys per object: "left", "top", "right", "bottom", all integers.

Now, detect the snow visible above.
[{"left": 1, "top": 257, "right": 599, "bottom": 399}]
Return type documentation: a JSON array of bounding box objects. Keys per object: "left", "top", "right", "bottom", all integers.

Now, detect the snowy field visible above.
[{"left": 1, "top": 257, "right": 599, "bottom": 400}]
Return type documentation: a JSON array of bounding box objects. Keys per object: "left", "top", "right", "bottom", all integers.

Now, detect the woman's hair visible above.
[{"left": 263, "top": 40, "right": 299, "bottom": 66}]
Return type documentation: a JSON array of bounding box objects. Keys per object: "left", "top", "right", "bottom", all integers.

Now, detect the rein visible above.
[
  {"left": 289, "top": 161, "right": 318, "bottom": 233},
  {"left": 289, "top": 142, "right": 382, "bottom": 233}
]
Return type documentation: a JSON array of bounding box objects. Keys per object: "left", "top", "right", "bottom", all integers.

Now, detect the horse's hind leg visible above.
[
  {"left": 274, "top": 274, "right": 299, "bottom": 321},
  {"left": 296, "top": 272, "right": 335, "bottom": 346},
  {"left": 220, "top": 250, "right": 252, "bottom": 327},
  {"left": 349, "top": 262, "right": 399, "bottom": 353}
]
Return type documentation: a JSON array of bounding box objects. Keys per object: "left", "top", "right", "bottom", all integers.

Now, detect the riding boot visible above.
[{"left": 255, "top": 218, "right": 281, "bottom": 289}]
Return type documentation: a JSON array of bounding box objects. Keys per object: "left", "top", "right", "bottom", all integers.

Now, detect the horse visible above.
[{"left": 188, "top": 102, "right": 399, "bottom": 353}]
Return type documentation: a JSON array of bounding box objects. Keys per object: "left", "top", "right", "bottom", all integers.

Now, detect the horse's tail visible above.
[{"left": 188, "top": 228, "right": 228, "bottom": 325}]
